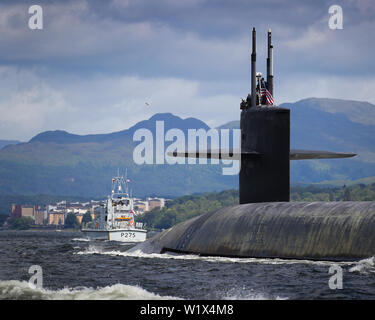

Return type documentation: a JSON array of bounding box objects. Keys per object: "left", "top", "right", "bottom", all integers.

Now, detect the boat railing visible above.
[
  {"left": 82, "top": 221, "right": 103, "bottom": 230},
  {"left": 82, "top": 219, "right": 144, "bottom": 231}
]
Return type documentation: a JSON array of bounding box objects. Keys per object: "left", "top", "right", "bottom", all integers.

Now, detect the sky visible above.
[{"left": 0, "top": 0, "right": 374, "bottom": 140}]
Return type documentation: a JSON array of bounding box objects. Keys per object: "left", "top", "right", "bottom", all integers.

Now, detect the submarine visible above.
[{"left": 135, "top": 28, "right": 375, "bottom": 261}]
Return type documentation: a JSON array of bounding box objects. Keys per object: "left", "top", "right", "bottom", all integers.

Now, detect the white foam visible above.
[
  {"left": 349, "top": 256, "right": 375, "bottom": 274},
  {"left": 71, "top": 238, "right": 91, "bottom": 242},
  {"left": 223, "top": 293, "right": 287, "bottom": 300},
  {"left": 0, "top": 280, "right": 289, "bottom": 301},
  {"left": 222, "top": 289, "right": 288, "bottom": 300},
  {"left": 75, "top": 246, "right": 355, "bottom": 267},
  {"left": 0, "top": 280, "right": 181, "bottom": 300}
]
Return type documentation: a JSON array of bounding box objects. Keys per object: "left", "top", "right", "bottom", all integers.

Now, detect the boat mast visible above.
[{"left": 124, "top": 168, "right": 130, "bottom": 196}]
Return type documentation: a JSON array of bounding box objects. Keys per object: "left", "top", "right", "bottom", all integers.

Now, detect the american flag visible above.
[{"left": 260, "top": 79, "right": 274, "bottom": 105}]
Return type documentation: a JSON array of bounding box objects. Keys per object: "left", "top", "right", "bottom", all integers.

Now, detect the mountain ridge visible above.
[
  {"left": 1, "top": 98, "right": 375, "bottom": 197},
  {"left": 28, "top": 113, "right": 210, "bottom": 145},
  {"left": 0, "top": 140, "right": 21, "bottom": 150}
]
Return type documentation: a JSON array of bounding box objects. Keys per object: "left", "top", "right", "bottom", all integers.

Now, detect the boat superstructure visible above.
[{"left": 82, "top": 174, "right": 147, "bottom": 242}]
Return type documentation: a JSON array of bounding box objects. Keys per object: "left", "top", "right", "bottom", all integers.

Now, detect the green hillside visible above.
[
  {"left": 0, "top": 98, "right": 375, "bottom": 197},
  {"left": 0, "top": 113, "right": 235, "bottom": 198}
]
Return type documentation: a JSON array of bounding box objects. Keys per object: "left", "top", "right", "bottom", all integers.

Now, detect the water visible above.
[{"left": 0, "top": 230, "right": 375, "bottom": 300}]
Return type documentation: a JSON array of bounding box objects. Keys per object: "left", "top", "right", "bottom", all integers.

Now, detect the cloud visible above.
[
  {"left": 2, "top": 65, "right": 374, "bottom": 141},
  {"left": 276, "top": 73, "right": 375, "bottom": 105},
  {"left": 0, "top": 0, "right": 373, "bottom": 79},
  {"left": 0, "top": 67, "right": 68, "bottom": 140},
  {"left": 0, "top": 66, "right": 240, "bottom": 140},
  {"left": 0, "top": 0, "right": 374, "bottom": 140},
  {"left": 0, "top": 0, "right": 251, "bottom": 81}
]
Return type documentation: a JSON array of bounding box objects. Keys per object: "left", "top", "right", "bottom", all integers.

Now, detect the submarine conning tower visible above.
[
  {"left": 240, "top": 27, "right": 289, "bottom": 204},
  {"left": 148, "top": 27, "right": 371, "bottom": 261},
  {"left": 239, "top": 27, "right": 355, "bottom": 204},
  {"left": 240, "top": 106, "right": 290, "bottom": 204}
]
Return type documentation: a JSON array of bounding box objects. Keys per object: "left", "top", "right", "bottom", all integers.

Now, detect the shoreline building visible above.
[
  {"left": 147, "top": 197, "right": 166, "bottom": 211},
  {"left": 10, "top": 204, "right": 38, "bottom": 219},
  {"left": 48, "top": 210, "right": 65, "bottom": 226},
  {"left": 10, "top": 197, "right": 166, "bottom": 226},
  {"left": 34, "top": 208, "right": 47, "bottom": 225},
  {"left": 10, "top": 204, "right": 47, "bottom": 225}
]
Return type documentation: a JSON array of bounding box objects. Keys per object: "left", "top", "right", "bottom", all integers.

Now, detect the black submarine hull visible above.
[{"left": 139, "top": 201, "right": 375, "bottom": 261}]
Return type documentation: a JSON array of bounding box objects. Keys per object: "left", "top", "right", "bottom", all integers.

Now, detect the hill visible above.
[
  {"left": 0, "top": 140, "right": 21, "bottom": 150},
  {"left": 0, "top": 98, "right": 375, "bottom": 197},
  {"left": 0, "top": 113, "right": 235, "bottom": 198}
]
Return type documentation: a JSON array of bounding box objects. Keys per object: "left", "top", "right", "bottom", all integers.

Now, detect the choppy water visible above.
[{"left": 0, "top": 230, "right": 375, "bottom": 300}]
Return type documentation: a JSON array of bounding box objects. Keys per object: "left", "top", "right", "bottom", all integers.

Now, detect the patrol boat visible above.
[{"left": 82, "top": 175, "right": 147, "bottom": 242}]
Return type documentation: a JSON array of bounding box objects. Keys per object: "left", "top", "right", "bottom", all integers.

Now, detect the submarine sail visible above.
[{"left": 139, "top": 28, "right": 374, "bottom": 262}]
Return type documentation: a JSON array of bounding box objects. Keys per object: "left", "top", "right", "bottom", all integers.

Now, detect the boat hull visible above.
[{"left": 82, "top": 228, "right": 147, "bottom": 242}]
